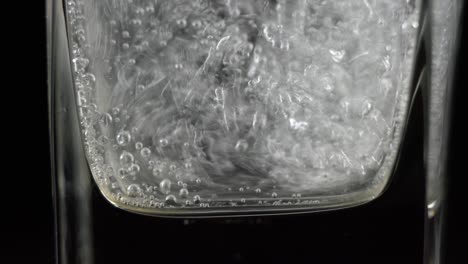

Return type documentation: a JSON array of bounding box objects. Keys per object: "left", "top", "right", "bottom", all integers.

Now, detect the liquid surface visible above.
[{"left": 66, "top": 0, "right": 420, "bottom": 211}]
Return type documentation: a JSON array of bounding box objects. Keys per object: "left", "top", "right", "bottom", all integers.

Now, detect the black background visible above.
[{"left": 7, "top": 2, "right": 466, "bottom": 263}]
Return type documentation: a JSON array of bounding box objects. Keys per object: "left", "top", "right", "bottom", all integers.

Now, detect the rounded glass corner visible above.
[{"left": 53, "top": 0, "right": 425, "bottom": 217}]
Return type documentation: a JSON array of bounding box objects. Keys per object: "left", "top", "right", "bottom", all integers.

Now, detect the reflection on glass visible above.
[
  {"left": 427, "top": 0, "right": 461, "bottom": 215},
  {"left": 424, "top": 1, "right": 463, "bottom": 264}
]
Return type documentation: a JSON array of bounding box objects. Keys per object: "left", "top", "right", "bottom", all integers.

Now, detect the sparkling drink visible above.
[{"left": 65, "top": 0, "right": 421, "bottom": 214}]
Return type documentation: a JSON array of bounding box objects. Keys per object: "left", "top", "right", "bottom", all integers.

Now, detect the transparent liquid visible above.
[{"left": 66, "top": 0, "right": 420, "bottom": 212}]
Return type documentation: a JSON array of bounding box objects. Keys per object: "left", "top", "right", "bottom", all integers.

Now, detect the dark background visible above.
[{"left": 8, "top": 2, "right": 466, "bottom": 263}]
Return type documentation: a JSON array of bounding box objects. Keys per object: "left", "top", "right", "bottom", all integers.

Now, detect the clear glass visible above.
[
  {"left": 47, "top": 0, "right": 462, "bottom": 263},
  {"left": 58, "top": 0, "right": 422, "bottom": 216}
]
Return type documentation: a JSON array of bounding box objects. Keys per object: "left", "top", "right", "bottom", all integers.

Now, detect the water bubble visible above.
[
  {"left": 135, "top": 7, "right": 145, "bottom": 15},
  {"left": 111, "top": 107, "right": 120, "bottom": 116},
  {"left": 165, "top": 195, "right": 177, "bottom": 204},
  {"left": 122, "top": 31, "right": 130, "bottom": 38},
  {"left": 191, "top": 20, "right": 202, "bottom": 29},
  {"left": 179, "top": 188, "right": 189, "bottom": 198},
  {"left": 215, "top": 20, "right": 226, "bottom": 29},
  {"left": 140, "top": 147, "right": 152, "bottom": 159},
  {"left": 146, "top": 4, "right": 155, "bottom": 13},
  {"left": 159, "top": 138, "right": 169, "bottom": 147},
  {"left": 271, "top": 192, "right": 278, "bottom": 198},
  {"left": 88, "top": 103, "right": 98, "bottom": 112},
  {"left": 82, "top": 73, "right": 96, "bottom": 86},
  {"left": 152, "top": 167, "right": 162, "bottom": 177},
  {"left": 176, "top": 19, "right": 187, "bottom": 28},
  {"left": 195, "top": 178, "right": 201, "bottom": 184},
  {"left": 239, "top": 187, "right": 244, "bottom": 192},
  {"left": 99, "top": 113, "right": 112, "bottom": 126},
  {"left": 128, "top": 163, "right": 140, "bottom": 176},
  {"left": 131, "top": 19, "right": 142, "bottom": 26},
  {"left": 137, "top": 84, "right": 145, "bottom": 93},
  {"left": 116, "top": 131, "right": 131, "bottom": 146},
  {"left": 255, "top": 188, "right": 262, "bottom": 194},
  {"left": 159, "top": 179, "right": 172, "bottom": 194},
  {"left": 72, "top": 57, "right": 89, "bottom": 73},
  {"left": 184, "top": 162, "right": 192, "bottom": 170},
  {"left": 122, "top": 43, "right": 130, "bottom": 49},
  {"left": 119, "top": 151, "right": 134, "bottom": 168},
  {"left": 105, "top": 166, "right": 114, "bottom": 176},
  {"left": 280, "top": 40, "right": 290, "bottom": 51},
  {"left": 177, "top": 181, "right": 183, "bottom": 186},
  {"left": 329, "top": 49, "right": 346, "bottom": 63},
  {"left": 193, "top": 195, "right": 201, "bottom": 203},
  {"left": 231, "top": 8, "right": 241, "bottom": 17},
  {"left": 240, "top": 198, "right": 246, "bottom": 204},
  {"left": 135, "top": 142, "right": 143, "bottom": 150},
  {"left": 127, "top": 184, "right": 142, "bottom": 197},
  {"left": 118, "top": 168, "right": 129, "bottom": 179}
]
